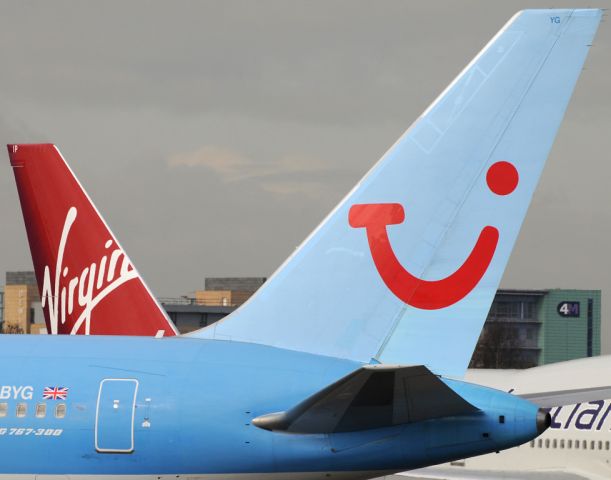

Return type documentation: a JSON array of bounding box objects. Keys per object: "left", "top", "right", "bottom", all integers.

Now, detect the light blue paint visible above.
[
  {"left": 194, "top": 9, "right": 602, "bottom": 378},
  {"left": 95, "top": 379, "right": 138, "bottom": 452}
]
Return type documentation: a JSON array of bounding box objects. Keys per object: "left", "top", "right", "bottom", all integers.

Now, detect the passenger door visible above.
[{"left": 95, "top": 378, "right": 139, "bottom": 453}]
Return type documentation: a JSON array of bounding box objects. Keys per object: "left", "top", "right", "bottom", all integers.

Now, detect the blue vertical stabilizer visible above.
[{"left": 192, "top": 10, "right": 602, "bottom": 377}]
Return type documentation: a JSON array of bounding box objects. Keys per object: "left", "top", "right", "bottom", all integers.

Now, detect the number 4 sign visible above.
[{"left": 557, "top": 301, "right": 580, "bottom": 318}]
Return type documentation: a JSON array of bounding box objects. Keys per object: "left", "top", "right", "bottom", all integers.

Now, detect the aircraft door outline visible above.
[{"left": 94, "top": 378, "right": 139, "bottom": 453}]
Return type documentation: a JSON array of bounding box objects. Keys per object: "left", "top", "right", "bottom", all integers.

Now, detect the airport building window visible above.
[
  {"left": 490, "top": 301, "right": 520, "bottom": 319},
  {"left": 523, "top": 302, "right": 535, "bottom": 319},
  {"left": 55, "top": 403, "right": 66, "bottom": 419},
  {"left": 488, "top": 300, "right": 536, "bottom": 321},
  {"left": 35, "top": 403, "right": 46, "bottom": 418},
  {"left": 0, "top": 403, "right": 7, "bottom": 417},
  {"left": 16, "top": 403, "right": 26, "bottom": 418}
]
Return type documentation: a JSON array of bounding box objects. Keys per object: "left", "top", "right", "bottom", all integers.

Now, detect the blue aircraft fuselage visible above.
[{"left": 0, "top": 335, "right": 541, "bottom": 478}]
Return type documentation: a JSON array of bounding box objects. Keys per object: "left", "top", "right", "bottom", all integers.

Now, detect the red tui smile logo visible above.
[{"left": 349, "top": 161, "right": 518, "bottom": 310}]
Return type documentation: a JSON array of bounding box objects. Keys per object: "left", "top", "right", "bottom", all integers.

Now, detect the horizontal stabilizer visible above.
[
  {"left": 252, "top": 364, "right": 479, "bottom": 433},
  {"left": 519, "top": 386, "right": 611, "bottom": 408}
]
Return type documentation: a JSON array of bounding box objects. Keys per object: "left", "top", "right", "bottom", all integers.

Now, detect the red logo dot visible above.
[{"left": 486, "top": 161, "right": 519, "bottom": 196}]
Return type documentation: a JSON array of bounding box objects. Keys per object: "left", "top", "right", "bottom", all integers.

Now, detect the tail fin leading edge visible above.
[
  {"left": 193, "top": 9, "right": 602, "bottom": 376},
  {"left": 8, "top": 144, "right": 178, "bottom": 337}
]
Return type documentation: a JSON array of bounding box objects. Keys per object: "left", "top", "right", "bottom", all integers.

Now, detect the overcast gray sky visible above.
[{"left": 0, "top": 1, "right": 609, "bottom": 350}]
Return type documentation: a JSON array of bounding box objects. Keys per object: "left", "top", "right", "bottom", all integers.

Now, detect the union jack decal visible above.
[{"left": 43, "top": 386, "right": 68, "bottom": 400}]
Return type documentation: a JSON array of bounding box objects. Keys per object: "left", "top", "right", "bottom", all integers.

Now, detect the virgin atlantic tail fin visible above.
[
  {"left": 192, "top": 9, "right": 602, "bottom": 377},
  {"left": 8, "top": 144, "right": 178, "bottom": 336}
]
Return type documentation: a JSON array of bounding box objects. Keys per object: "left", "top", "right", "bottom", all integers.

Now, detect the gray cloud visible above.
[
  {"left": 168, "top": 146, "right": 253, "bottom": 178},
  {"left": 168, "top": 145, "right": 339, "bottom": 198}
]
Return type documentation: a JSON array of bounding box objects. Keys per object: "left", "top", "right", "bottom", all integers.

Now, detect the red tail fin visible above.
[{"left": 8, "top": 144, "right": 177, "bottom": 336}]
